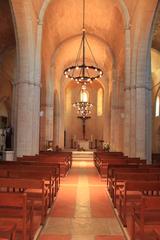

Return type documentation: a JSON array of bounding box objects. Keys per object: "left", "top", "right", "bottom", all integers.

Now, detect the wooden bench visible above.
[
  {"left": 0, "top": 162, "right": 60, "bottom": 196},
  {"left": 0, "top": 222, "right": 16, "bottom": 240},
  {"left": 152, "top": 229, "right": 160, "bottom": 240},
  {"left": 94, "top": 151, "right": 124, "bottom": 169},
  {"left": 97, "top": 157, "right": 128, "bottom": 178},
  {"left": 109, "top": 171, "right": 160, "bottom": 207},
  {"left": 0, "top": 192, "right": 32, "bottom": 240},
  {"left": 0, "top": 178, "right": 48, "bottom": 225},
  {"left": 108, "top": 166, "right": 160, "bottom": 194},
  {"left": 119, "top": 180, "right": 160, "bottom": 226},
  {"left": 107, "top": 166, "right": 160, "bottom": 192},
  {"left": 107, "top": 164, "right": 142, "bottom": 186},
  {"left": 8, "top": 169, "right": 55, "bottom": 207},
  {"left": 101, "top": 158, "right": 146, "bottom": 179},
  {"left": 21, "top": 152, "right": 72, "bottom": 177},
  {"left": 131, "top": 195, "right": 160, "bottom": 240},
  {"left": 17, "top": 155, "right": 67, "bottom": 177}
]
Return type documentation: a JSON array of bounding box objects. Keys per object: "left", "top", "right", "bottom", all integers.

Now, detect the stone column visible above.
[
  {"left": 135, "top": 85, "right": 146, "bottom": 159},
  {"left": 11, "top": 83, "right": 18, "bottom": 151},
  {"left": 102, "top": 74, "right": 111, "bottom": 144},
  {"left": 15, "top": 82, "right": 40, "bottom": 157},
  {"left": 103, "top": 89, "right": 109, "bottom": 143},
  {"left": 45, "top": 104, "right": 54, "bottom": 144},
  {"left": 135, "top": 41, "right": 152, "bottom": 162},
  {"left": 10, "top": 0, "right": 41, "bottom": 157},
  {"left": 146, "top": 54, "right": 152, "bottom": 163},
  {"left": 53, "top": 90, "right": 60, "bottom": 147},
  {"left": 123, "top": 27, "right": 131, "bottom": 156},
  {"left": 33, "top": 21, "right": 43, "bottom": 153},
  {"left": 110, "top": 70, "right": 117, "bottom": 151}
]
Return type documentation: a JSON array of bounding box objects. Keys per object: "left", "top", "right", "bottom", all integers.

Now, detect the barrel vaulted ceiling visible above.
[
  {"left": 41, "top": 0, "right": 125, "bottom": 89},
  {"left": 0, "top": 0, "right": 15, "bottom": 56}
]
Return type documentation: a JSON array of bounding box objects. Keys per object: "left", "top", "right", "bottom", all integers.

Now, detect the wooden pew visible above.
[
  {"left": 94, "top": 151, "right": 124, "bottom": 168},
  {"left": 0, "top": 178, "right": 48, "bottom": 225},
  {"left": 0, "top": 222, "right": 16, "bottom": 240},
  {"left": 107, "top": 164, "right": 142, "bottom": 186},
  {"left": 152, "top": 229, "right": 160, "bottom": 240},
  {"left": 39, "top": 151, "right": 72, "bottom": 168},
  {"left": 0, "top": 192, "right": 32, "bottom": 240},
  {"left": 119, "top": 181, "right": 160, "bottom": 226},
  {"left": 18, "top": 154, "right": 68, "bottom": 177},
  {"left": 0, "top": 162, "right": 60, "bottom": 195},
  {"left": 38, "top": 156, "right": 70, "bottom": 177},
  {"left": 97, "top": 157, "right": 128, "bottom": 178},
  {"left": 18, "top": 161, "right": 60, "bottom": 192},
  {"left": 131, "top": 195, "right": 160, "bottom": 240},
  {"left": 96, "top": 155, "right": 146, "bottom": 179},
  {"left": 107, "top": 166, "right": 160, "bottom": 192},
  {"left": 109, "top": 171, "right": 160, "bottom": 207},
  {"left": 8, "top": 169, "right": 55, "bottom": 207}
]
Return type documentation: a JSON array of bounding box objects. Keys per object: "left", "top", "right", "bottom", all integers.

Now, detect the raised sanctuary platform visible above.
[{"left": 72, "top": 151, "right": 94, "bottom": 161}]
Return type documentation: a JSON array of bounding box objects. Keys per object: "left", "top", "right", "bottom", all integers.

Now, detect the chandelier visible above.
[
  {"left": 64, "top": 0, "right": 103, "bottom": 84},
  {"left": 73, "top": 85, "right": 93, "bottom": 118}
]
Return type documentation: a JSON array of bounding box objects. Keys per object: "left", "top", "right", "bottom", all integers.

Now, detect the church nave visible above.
[{"left": 39, "top": 161, "right": 125, "bottom": 240}]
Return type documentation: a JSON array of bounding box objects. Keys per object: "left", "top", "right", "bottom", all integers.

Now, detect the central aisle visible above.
[{"left": 39, "top": 161, "right": 125, "bottom": 240}]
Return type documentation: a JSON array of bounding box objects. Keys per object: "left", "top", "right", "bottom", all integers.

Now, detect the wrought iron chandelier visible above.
[
  {"left": 73, "top": 101, "right": 93, "bottom": 118},
  {"left": 73, "top": 85, "right": 93, "bottom": 118},
  {"left": 64, "top": 0, "right": 103, "bottom": 84}
]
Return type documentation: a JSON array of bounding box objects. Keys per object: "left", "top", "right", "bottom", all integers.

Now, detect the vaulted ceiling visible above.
[
  {"left": 0, "top": 0, "right": 15, "bottom": 56},
  {"left": 42, "top": 0, "right": 125, "bottom": 88},
  {"left": 152, "top": 4, "right": 160, "bottom": 51}
]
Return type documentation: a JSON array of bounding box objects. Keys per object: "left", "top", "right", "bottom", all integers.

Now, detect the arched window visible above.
[
  {"left": 97, "top": 88, "right": 103, "bottom": 116},
  {"left": 155, "top": 95, "right": 160, "bottom": 117},
  {"left": 80, "top": 85, "right": 89, "bottom": 102}
]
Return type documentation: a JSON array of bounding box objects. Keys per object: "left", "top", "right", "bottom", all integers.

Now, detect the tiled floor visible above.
[{"left": 38, "top": 161, "right": 125, "bottom": 240}]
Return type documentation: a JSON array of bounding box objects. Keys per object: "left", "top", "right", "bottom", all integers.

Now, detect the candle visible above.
[{"left": 91, "top": 135, "right": 93, "bottom": 141}]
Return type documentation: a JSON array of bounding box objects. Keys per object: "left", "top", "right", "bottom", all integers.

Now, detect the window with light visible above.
[
  {"left": 155, "top": 95, "right": 160, "bottom": 117},
  {"left": 80, "top": 85, "right": 89, "bottom": 102},
  {"left": 97, "top": 88, "right": 103, "bottom": 116}
]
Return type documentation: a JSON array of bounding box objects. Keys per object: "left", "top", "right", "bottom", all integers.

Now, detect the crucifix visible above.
[{"left": 78, "top": 116, "right": 91, "bottom": 140}]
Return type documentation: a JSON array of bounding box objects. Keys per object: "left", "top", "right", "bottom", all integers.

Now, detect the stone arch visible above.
[
  {"left": 117, "top": 0, "right": 130, "bottom": 29},
  {"left": 37, "top": 0, "right": 130, "bottom": 151},
  {"left": 38, "top": 0, "right": 130, "bottom": 28},
  {"left": 36, "top": 0, "right": 129, "bottom": 95},
  {"left": 131, "top": 1, "right": 159, "bottom": 161}
]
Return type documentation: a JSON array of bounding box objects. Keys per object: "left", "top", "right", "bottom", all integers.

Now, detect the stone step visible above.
[
  {"left": 72, "top": 154, "right": 93, "bottom": 158},
  {"left": 72, "top": 151, "right": 94, "bottom": 161},
  {"left": 72, "top": 157, "right": 93, "bottom": 161}
]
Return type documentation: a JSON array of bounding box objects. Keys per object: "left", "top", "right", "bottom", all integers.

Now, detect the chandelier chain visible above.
[
  {"left": 63, "top": 0, "right": 103, "bottom": 84},
  {"left": 83, "top": 0, "right": 85, "bottom": 30},
  {"left": 85, "top": 37, "right": 99, "bottom": 67}
]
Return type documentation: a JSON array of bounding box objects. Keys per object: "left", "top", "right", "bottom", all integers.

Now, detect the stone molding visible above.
[{"left": 13, "top": 81, "right": 41, "bottom": 87}]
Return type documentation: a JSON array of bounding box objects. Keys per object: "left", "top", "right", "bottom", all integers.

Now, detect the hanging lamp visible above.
[{"left": 63, "top": 0, "right": 103, "bottom": 84}]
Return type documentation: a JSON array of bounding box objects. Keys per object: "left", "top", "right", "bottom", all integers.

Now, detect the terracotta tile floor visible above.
[{"left": 38, "top": 161, "right": 125, "bottom": 240}]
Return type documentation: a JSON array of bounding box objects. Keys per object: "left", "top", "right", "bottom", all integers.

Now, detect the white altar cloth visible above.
[{"left": 77, "top": 140, "right": 89, "bottom": 150}]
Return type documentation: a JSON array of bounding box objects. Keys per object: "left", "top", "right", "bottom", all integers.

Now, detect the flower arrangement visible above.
[{"left": 103, "top": 142, "right": 110, "bottom": 152}]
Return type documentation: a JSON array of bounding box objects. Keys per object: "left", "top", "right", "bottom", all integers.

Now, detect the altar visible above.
[{"left": 77, "top": 140, "right": 89, "bottom": 150}]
